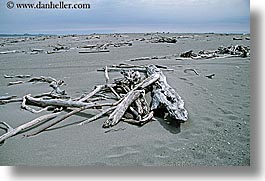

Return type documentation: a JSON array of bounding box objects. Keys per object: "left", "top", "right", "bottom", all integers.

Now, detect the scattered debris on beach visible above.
[
  {"left": 205, "top": 74, "right": 215, "bottom": 79},
  {"left": 0, "top": 64, "right": 188, "bottom": 145},
  {"left": 0, "top": 50, "right": 20, "bottom": 54},
  {"left": 150, "top": 35, "right": 177, "bottom": 43},
  {"left": 179, "top": 45, "right": 250, "bottom": 60}
]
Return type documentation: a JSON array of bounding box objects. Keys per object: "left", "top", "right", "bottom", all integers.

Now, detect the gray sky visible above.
[{"left": 0, "top": 0, "right": 250, "bottom": 34}]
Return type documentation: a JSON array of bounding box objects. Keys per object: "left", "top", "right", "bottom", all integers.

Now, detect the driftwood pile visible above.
[
  {"left": 150, "top": 35, "right": 177, "bottom": 43},
  {"left": 180, "top": 45, "right": 250, "bottom": 59},
  {"left": 0, "top": 64, "right": 188, "bottom": 144}
]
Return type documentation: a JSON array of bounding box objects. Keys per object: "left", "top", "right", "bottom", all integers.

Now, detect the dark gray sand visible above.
[{"left": 0, "top": 33, "right": 250, "bottom": 166}]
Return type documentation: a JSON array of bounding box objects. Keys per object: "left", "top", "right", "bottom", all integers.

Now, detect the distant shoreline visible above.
[{"left": 0, "top": 32, "right": 250, "bottom": 37}]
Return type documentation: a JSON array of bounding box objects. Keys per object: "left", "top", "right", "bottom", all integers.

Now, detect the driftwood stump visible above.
[{"left": 147, "top": 65, "right": 188, "bottom": 121}]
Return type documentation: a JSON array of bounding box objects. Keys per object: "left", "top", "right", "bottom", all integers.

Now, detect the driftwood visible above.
[
  {"left": 79, "top": 106, "right": 117, "bottom": 125},
  {"left": 24, "top": 95, "right": 115, "bottom": 108},
  {"left": 217, "top": 45, "right": 249, "bottom": 58},
  {"left": 178, "top": 45, "right": 250, "bottom": 60},
  {"left": 0, "top": 64, "right": 189, "bottom": 144},
  {"left": 150, "top": 36, "right": 177, "bottom": 43},
  {"left": 0, "top": 113, "right": 59, "bottom": 144},
  {"left": 25, "top": 107, "right": 91, "bottom": 137},
  {"left": 180, "top": 50, "right": 197, "bottom": 58},
  {"left": 184, "top": 68, "right": 199, "bottom": 76},
  {"left": 123, "top": 111, "right": 154, "bottom": 126},
  {"left": 129, "top": 55, "right": 175, "bottom": 62},
  {"left": 0, "top": 95, "right": 17, "bottom": 101},
  {"left": 7, "top": 76, "right": 66, "bottom": 95},
  {"left": 4, "top": 74, "right": 31, "bottom": 79},
  {"left": 0, "top": 98, "right": 22, "bottom": 105},
  {"left": 103, "top": 90, "right": 143, "bottom": 128},
  {"left": 205, "top": 74, "right": 215, "bottom": 79},
  {"left": 233, "top": 37, "right": 243, "bottom": 40},
  {"left": 147, "top": 65, "right": 188, "bottom": 121},
  {"left": 0, "top": 50, "right": 20, "bottom": 54},
  {"left": 79, "top": 50, "right": 110, "bottom": 54}
]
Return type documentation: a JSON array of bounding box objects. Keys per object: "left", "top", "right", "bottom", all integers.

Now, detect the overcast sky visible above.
[{"left": 0, "top": 0, "right": 250, "bottom": 34}]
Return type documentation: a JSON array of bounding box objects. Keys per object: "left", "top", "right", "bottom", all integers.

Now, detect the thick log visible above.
[{"left": 147, "top": 65, "right": 188, "bottom": 121}]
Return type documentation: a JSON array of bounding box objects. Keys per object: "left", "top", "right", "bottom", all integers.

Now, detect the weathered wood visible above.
[
  {"left": 0, "top": 95, "right": 17, "bottom": 101},
  {"left": 25, "top": 95, "right": 115, "bottom": 108},
  {"left": 104, "top": 66, "right": 110, "bottom": 84},
  {"left": 0, "top": 122, "right": 13, "bottom": 132},
  {"left": 27, "top": 76, "right": 57, "bottom": 83},
  {"left": 1, "top": 63, "right": 189, "bottom": 140},
  {"left": 123, "top": 111, "right": 154, "bottom": 126},
  {"left": 180, "top": 50, "right": 197, "bottom": 58},
  {"left": 79, "top": 50, "right": 110, "bottom": 54},
  {"left": 21, "top": 95, "right": 52, "bottom": 114},
  {"left": 25, "top": 107, "right": 88, "bottom": 137},
  {"left": 98, "top": 67, "right": 147, "bottom": 73},
  {"left": 8, "top": 81, "right": 24, "bottom": 86},
  {"left": 130, "top": 57, "right": 151, "bottom": 61},
  {"left": 78, "top": 84, "right": 116, "bottom": 102},
  {"left": 103, "top": 90, "right": 144, "bottom": 128},
  {"left": 109, "top": 86, "right": 121, "bottom": 99},
  {"left": 26, "top": 99, "right": 122, "bottom": 136},
  {"left": 0, "top": 50, "right": 20, "bottom": 54},
  {"left": 184, "top": 68, "right": 199, "bottom": 76},
  {"left": 147, "top": 65, "right": 188, "bottom": 121},
  {"left": 0, "top": 98, "right": 22, "bottom": 105},
  {"left": 0, "top": 113, "right": 59, "bottom": 143},
  {"left": 79, "top": 106, "right": 117, "bottom": 125},
  {"left": 133, "top": 73, "right": 160, "bottom": 90},
  {"left": 205, "top": 74, "right": 215, "bottom": 79},
  {"left": 4, "top": 74, "right": 31, "bottom": 79},
  {"left": 150, "top": 36, "right": 177, "bottom": 43}
]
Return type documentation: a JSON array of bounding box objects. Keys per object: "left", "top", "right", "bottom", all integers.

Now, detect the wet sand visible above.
[{"left": 0, "top": 33, "right": 250, "bottom": 166}]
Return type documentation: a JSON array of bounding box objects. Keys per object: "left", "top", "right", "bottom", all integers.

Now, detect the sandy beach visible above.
[{"left": 0, "top": 33, "right": 250, "bottom": 166}]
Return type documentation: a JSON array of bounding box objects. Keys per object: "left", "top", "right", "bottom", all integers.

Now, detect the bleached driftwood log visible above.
[
  {"left": 103, "top": 90, "right": 144, "bottom": 128},
  {"left": 79, "top": 50, "right": 110, "bottom": 54},
  {"left": 0, "top": 113, "right": 60, "bottom": 144},
  {"left": 4, "top": 74, "right": 31, "bottom": 79},
  {"left": 147, "top": 65, "right": 188, "bottom": 121},
  {"left": 24, "top": 94, "right": 115, "bottom": 108},
  {"left": 0, "top": 95, "right": 17, "bottom": 101}
]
